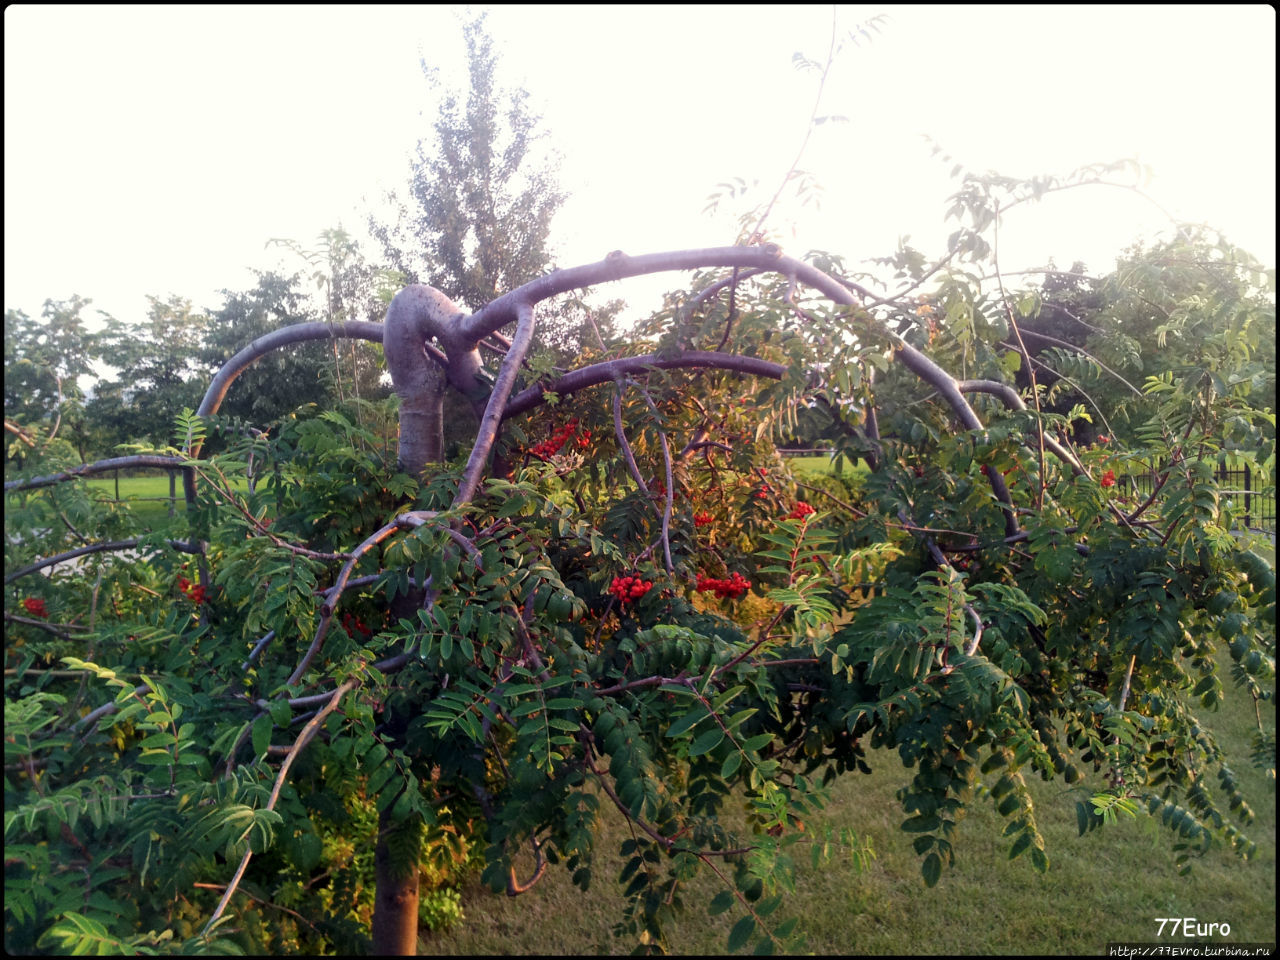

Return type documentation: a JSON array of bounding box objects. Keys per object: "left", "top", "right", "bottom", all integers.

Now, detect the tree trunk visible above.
[{"left": 370, "top": 801, "right": 421, "bottom": 955}]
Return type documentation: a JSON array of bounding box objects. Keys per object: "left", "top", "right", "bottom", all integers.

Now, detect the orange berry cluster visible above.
[
  {"left": 177, "top": 576, "right": 207, "bottom": 605},
  {"left": 609, "top": 574, "right": 653, "bottom": 604},
  {"left": 530, "top": 418, "right": 590, "bottom": 458},
  {"left": 22, "top": 597, "right": 48, "bottom": 618},
  {"left": 785, "top": 501, "right": 815, "bottom": 520},
  {"left": 696, "top": 572, "right": 750, "bottom": 600},
  {"left": 693, "top": 511, "right": 715, "bottom": 527}
]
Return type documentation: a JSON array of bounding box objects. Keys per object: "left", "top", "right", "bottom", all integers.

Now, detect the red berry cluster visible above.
[
  {"left": 693, "top": 511, "right": 715, "bottom": 528},
  {"left": 177, "top": 576, "right": 207, "bottom": 605},
  {"left": 696, "top": 572, "right": 750, "bottom": 600},
  {"left": 785, "top": 501, "right": 815, "bottom": 520},
  {"left": 22, "top": 597, "right": 48, "bottom": 619},
  {"left": 609, "top": 574, "right": 653, "bottom": 604},
  {"left": 756, "top": 469, "right": 771, "bottom": 499},
  {"left": 341, "top": 611, "right": 372, "bottom": 638},
  {"left": 1100, "top": 469, "right": 1116, "bottom": 488},
  {"left": 530, "top": 418, "right": 591, "bottom": 458}
]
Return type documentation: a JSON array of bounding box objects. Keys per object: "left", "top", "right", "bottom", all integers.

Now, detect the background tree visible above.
[
  {"left": 86, "top": 295, "right": 213, "bottom": 450},
  {"left": 369, "top": 9, "right": 622, "bottom": 414},
  {"left": 4, "top": 297, "right": 100, "bottom": 463},
  {"left": 370, "top": 11, "right": 563, "bottom": 311}
]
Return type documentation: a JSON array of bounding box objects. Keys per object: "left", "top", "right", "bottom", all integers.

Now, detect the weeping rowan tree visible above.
[{"left": 4, "top": 165, "right": 1276, "bottom": 955}]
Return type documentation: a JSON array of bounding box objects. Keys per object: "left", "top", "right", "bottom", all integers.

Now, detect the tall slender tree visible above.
[
  {"left": 370, "top": 11, "right": 564, "bottom": 311},
  {"left": 369, "top": 10, "right": 618, "bottom": 387}
]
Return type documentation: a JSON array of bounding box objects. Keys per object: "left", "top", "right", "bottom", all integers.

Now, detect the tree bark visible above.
[{"left": 370, "top": 801, "right": 421, "bottom": 956}]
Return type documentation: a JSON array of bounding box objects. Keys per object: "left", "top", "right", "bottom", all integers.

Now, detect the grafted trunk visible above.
[{"left": 383, "top": 284, "right": 486, "bottom": 478}]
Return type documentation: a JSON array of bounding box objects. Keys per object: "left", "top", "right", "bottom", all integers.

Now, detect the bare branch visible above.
[
  {"left": 4, "top": 420, "right": 37, "bottom": 448},
  {"left": 503, "top": 351, "right": 787, "bottom": 420},
  {"left": 286, "top": 512, "right": 436, "bottom": 685},
  {"left": 612, "top": 381, "right": 649, "bottom": 494},
  {"left": 203, "top": 678, "right": 358, "bottom": 935},
  {"left": 455, "top": 301, "right": 537, "bottom": 507}
]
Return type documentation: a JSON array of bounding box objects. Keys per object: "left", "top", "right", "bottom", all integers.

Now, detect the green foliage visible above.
[{"left": 4, "top": 164, "right": 1275, "bottom": 956}]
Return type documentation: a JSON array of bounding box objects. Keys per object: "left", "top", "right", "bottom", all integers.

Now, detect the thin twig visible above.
[{"left": 202, "top": 678, "right": 358, "bottom": 935}]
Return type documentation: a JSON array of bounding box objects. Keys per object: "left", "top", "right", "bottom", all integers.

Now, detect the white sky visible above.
[{"left": 4, "top": 4, "right": 1276, "bottom": 330}]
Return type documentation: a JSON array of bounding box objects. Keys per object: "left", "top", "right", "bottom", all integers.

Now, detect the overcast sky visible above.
[{"left": 4, "top": 4, "right": 1275, "bottom": 328}]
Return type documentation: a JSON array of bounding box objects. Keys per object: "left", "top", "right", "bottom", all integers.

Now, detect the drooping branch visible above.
[
  {"left": 189, "top": 246, "right": 1028, "bottom": 529},
  {"left": 612, "top": 381, "right": 649, "bottom": 494},
  {"left": 454, "top": 301, "right": 537, "bottom": 506},
  {"left": 957, "top": 379, "right": 1085, "bottom": 472},
  {"left": 202, "top": 678, "right": 358, "bottom": 936},
  {"left": 286, "top": 511, "right": 437, "bottom": 686}
]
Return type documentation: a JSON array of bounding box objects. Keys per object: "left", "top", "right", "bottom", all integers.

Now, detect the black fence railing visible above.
[{"left": 1123, "top": 463, "right": 1276, "bottom": 534}]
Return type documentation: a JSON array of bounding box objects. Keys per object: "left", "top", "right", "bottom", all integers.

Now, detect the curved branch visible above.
[
  {"left": 503, "top": 351, "right": 788, "bottom": 420},
  {"left": 197, "top": 321, "right": 385, "bottom": 420},
  {"left": 454, "top": 301, "right": 537, "bottom": 507},
  {"left": 5, "top": 455, "right": 188, "bottom": 492},
  {"left": 612, "top": 381, "right": 649, "bottom": 494},
  {"left": 285, "top": 511, "right": 436, "bottom": 686},
  {"left": 957, "top": 380, "right": 1085, "bottom": 473},
  {"left": 5, "top": 538, "right": 200, "bottom": 585},
  {"left": 505, "top": 837, "right": 548, "bottom": 896},
  {"left": 203, "top": 678, "right": 358, "bottom": 935}
]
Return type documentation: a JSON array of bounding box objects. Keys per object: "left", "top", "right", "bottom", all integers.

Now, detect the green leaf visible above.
[
  {"left": 708, "top": 890, "right": 734, "bottom": 916},
  {"left": 689, "top": 727, "right": 725, "bottom": 757},
  {"left": 1008, "top": 832, "right": 1032, "bottom": 859},
  {"left": 666, "top": 706, "right": 709, "bottom": 739},
  {"left": 922, "top": 852, "right": 942, "bottom": 887},
  {"left": 728, "top": 915, "right": 756, "bottom": 953},
  {"left": 721, "top": 752, "right": 744, "bottom": 779}
]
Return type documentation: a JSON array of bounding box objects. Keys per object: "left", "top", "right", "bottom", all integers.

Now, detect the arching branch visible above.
[
  {"left": 4, "top": 455, "right": 188, "bottom": 493},
  {"left": 198, "top": 320, "right": 385, "bottom": 421},
  {"left": 502, "top": 351, "right": 787, "bottom": 420}
]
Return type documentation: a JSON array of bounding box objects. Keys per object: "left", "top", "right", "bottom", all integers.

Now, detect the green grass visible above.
[
  {"left": 82, "top": 475, "right": 248, "bottom": 527},
  {"left": 786, "top": 454, "right": 870, "bottom": 480},
  {"left": 420, "top": 673, "right": 1275, "bottom": 955}
]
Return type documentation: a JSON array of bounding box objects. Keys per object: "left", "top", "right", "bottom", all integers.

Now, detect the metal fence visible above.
[{"left": 1123, "top": 463, "right": 1276, "bottom": 534}]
